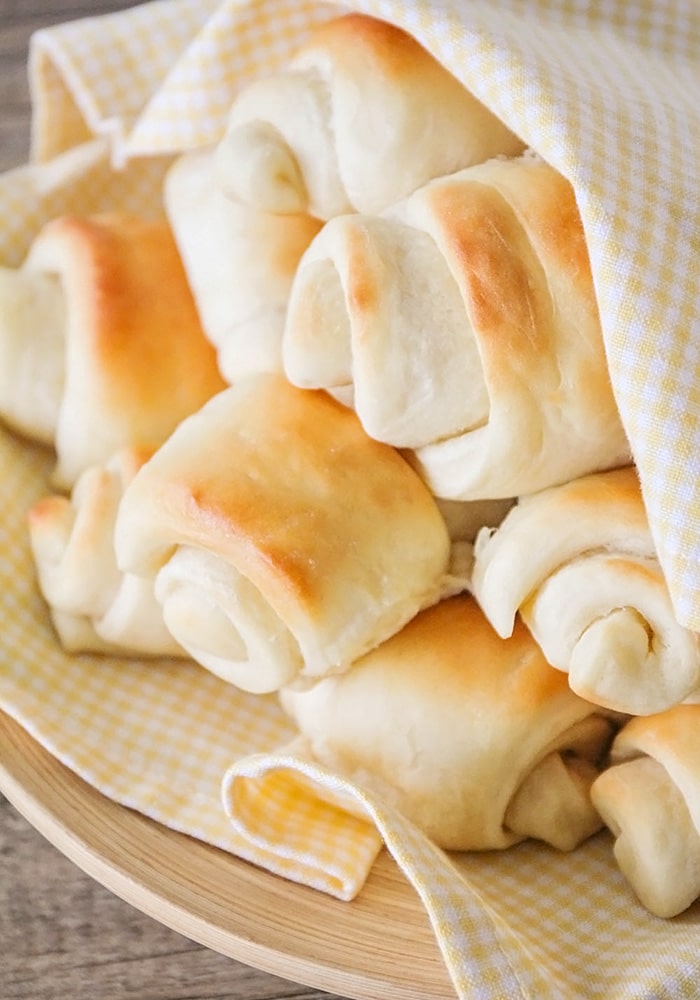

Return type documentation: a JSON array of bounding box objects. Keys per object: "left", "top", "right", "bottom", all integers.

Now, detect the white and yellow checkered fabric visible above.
[{"left": 1, "top": 2, "right": 700, "bottom": 998}]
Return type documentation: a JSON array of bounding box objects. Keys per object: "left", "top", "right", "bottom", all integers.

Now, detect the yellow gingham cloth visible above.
[{"left": 1, "top": 2, "right": 700, "bottom": 998}]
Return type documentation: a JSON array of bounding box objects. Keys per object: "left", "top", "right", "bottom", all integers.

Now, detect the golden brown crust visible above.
[
  {"left": 26, "top": 212, "right": 226, "bottom": 486},
  {"left": 525, "top": 465, "right": 647, "bottom": 525},
  {"left": 591, "top": 706, "right": 700, "bottom": 917},
  {"left": 472, "top": 466, "right": 700, "bottom": 713},
  {"left": 143, "top": 382, "right": 435, "bottom": 608},
  {"left": 115, "top": 375, "right": 452, "bottom": 688},
  {"left": 41, "top": 212, "right": 223, "bottom": 408},
  {"left": 217, "top": 14, "right": 524, "bottom": 218},
  {"left": 284, "top": 155, "right": 630, "bottom": 496},
  {"left": 474, "top": 468, "right": 652, "bottom": 612},
  {"left": 303, "top": 14, "right": 459, "bottom": 84},
  {"left": 282, "top": 594, "right": 616, "bottom": 850},
  {"left": 610, "top": 705, "right": 700, "bottom": 774},
  {"left": 428, "top": 178, "right": 549, "bottom": 376}
]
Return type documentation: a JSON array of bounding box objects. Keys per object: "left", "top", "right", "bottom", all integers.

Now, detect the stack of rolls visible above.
[
  {"left": 5, "top": 10, "right": 700, "bottom": 921},
  {"left": 281, "top": 152, "right": 631, "bottom": 498}
]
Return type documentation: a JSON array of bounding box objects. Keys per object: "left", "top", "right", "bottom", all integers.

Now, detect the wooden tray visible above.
[{"left": 0, "top": 709, "right": 456, "bottom": 1000}]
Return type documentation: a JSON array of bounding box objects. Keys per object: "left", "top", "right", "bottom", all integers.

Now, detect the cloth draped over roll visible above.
[
  {"left": 215, "top": 12, "right": 525, "bottom": 219},
  {"left": 1, "top": 3, "right": 700, "bottom": 997},
  {"left": 282, "top": 154, "right": 632, "bottom": 500},
  {"left": 6, "top": 0, "right": 700, "bottom": 628}
]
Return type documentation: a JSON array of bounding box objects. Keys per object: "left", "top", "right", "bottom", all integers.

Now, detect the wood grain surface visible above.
[
  {"left": 0, "top": 4, "right": 423, "bottom": 998},
  {"left": 0, "top": 794, "right": 327, "bottom": 1000},
  {"left": 0, "top": 707, "right": 455, "bottom": 1000}
]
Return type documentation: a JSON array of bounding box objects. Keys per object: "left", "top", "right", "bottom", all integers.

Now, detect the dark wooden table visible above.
[{"left": 0, "top": 4, "right": 345, "bottom": 997}]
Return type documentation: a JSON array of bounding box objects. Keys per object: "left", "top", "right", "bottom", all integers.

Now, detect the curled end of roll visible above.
[
  {"left": 505, "top": 751, "right": 605, "bottom": 851},
  {"left": 283, "top": 254, "right": 353, "bottom": 390},
  {"left": 155, "top": 547, "right": 304, "bottom": 695},
  {"left": 567, "top": 607, "right": 700, "bottom": 715},
  {"left": 215, "top": 119, "right": 309, "bottom": 215},
  {"left": 591, "top": 756, "right": 700, "bottom": 918},
  {"left": 505, "top": 714, "right": 617, "bottom": 851}
]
